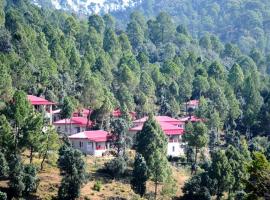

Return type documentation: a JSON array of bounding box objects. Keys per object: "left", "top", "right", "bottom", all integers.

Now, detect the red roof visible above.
[
  {"left": 68, "top": 130, "right": 111, "bottom": 142},
  {"left": 53, "top": 117, "right": 91, "bottom": 126},
  {"left": 187, "top": 100, "right": 199, "bottom": 106},
  {"left": 130, "top": 121, "right": 184, "bottom": 136},
  {"left": 133, "top": 116, "right": 184, "bottom": 126},
  {"left": 112, "top": 108, "right": 136, "bottom": 120},
  {"left": 179, "top": 115, "right": 203, "bottom": 122},
  {"left": 27, "top": 95, "right": 55, "bottom": 105}
]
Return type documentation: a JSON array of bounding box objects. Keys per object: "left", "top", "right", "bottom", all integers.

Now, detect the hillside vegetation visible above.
[
  {"left": 0, "top": 0, "right": 270, "bottom": 200},
  {"left": 113, "top": 0, "right": 270, "bottom": 55}
]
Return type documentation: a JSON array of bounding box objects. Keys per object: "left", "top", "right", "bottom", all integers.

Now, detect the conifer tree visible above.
[
  {"left": 131, "top": 153, "right": 148, "bottom": 197},
  {"left": 136, "top": 115, "right": 172, "bottom": 199}
]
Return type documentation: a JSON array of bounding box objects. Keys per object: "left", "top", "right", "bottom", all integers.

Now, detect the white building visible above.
[
  {"left": 69, "top": 130, "right": 111, "bottom": 156},
  {"left": 130, "top": 116, "right": 185, "bottom": 157},
  {"left": 27, "top": 95, "right": 56, "bottom": 124},
  {"left": 53, "top": 117, "right": 91, "bottom": 136}
]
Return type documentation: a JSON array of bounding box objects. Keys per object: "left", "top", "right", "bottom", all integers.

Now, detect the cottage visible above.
[
  {"left": 133, "top": 115, "right": 184, "bottom": 128},
  {"left": 112, "top": 108, "right": 136, "bottom": 120},
  {"left": 27, "top": 95, "right": 56, "bottom": 124},
  {"left": 53, "top": 117, "right": 91, "bottom": 136},
  {"left": 185, "top": 100, "right": 199, "bottom": 112},
  {"left": 73, "top": 108, "right": 92, "bottom": 118},
  {"left": 69, "top": 130, "right": 111, "bottom": 156},
  {"left": 130, "top": 116, "right": 185, "bottom": 157}
]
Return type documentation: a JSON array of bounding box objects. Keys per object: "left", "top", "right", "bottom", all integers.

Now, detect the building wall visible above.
[
  {"left": 167, "top": 135, "right": 185, "bottom": 157},
  {"left": 55, "top": 124, "right": 86, "bottom": 136},
  {"left": 70, "top": 139, "right": 110, "bottom": 156}
]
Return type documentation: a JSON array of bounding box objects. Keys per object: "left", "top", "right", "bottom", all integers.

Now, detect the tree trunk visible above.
[
  {"left": 154, "top": 179, "right": 158, "bottom": 200},
  {"left": 40, "top": 142, "right": 49, "bottom": 170},
  {"left": 86, "top": 108, "right": 91, "bottom": 130},
  {"left": 30, "top": 146, "right": 33, "bottom": 164},
  {"left": 194, "top": 146, "right": 198, "bottom": 174}
]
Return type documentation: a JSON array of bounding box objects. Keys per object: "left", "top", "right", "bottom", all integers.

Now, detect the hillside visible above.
[
  {"left": 33, "top": 0, "right": 270, "bottom": 54},
  {"left": 0, "top": 0, "right": 270, "bottom": 136},
  {"left": 0, "top": 0, "right": 270, "bottom": 200}
]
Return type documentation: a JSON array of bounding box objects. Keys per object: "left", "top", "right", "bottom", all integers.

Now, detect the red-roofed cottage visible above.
[
  {"left": 112, "top": 108, "right": 136, "bottom": 120},
  {"left": 130, "top": 116, "right": 185, "bottom": 157},
  {"left": 133, "top": 115, "right": 184, "bottom": 128},
  {"left": 73, "top": 108, "right": 92, "bottom": 118},
  {"left": 27, "top": 95, "right": 56, "bottom": 124},
  {"left": 69, "top": 130, "right": 111, "bottom": 156},
  {"left": 185, "top": 100, "right": 199, "bottom": 111},
  {"left": 53, "top": 117, "right": 92, "bottom": 135}
]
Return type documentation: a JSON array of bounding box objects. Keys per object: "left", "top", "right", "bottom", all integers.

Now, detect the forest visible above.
[
  {"left": 113, "top": 0, "right": 270, "bottom": 55},
  {"left": 0, "top": 0, "right": 269, "bottom": 199}
]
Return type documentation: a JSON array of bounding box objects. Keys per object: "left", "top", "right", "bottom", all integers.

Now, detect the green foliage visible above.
[
  {"left": 136, "top": 115, "right": 172, "bottom": 198},
  {"left": 209, "top": 150, "right": 234, "bottom": 199},
  {"left": 245, "top": 152, "right": 270, "bottom": 199},
  {"left": 131, "top": 153, "right": 148, "bottom": 197},
  {"left": 23, "top": 164, "right": 38, "bottom": 195},
  {"left": 110, "top": 118, "right": 129, "bottom": 156},
  {"left": 0, "top": 151, "right": 8, "bottom": 177},
  {"left": 0, "top": 192, "right": 7, "bottom": 200},
  {"left": 8, "top": 154, "right": 25, "bottom": 197},
  {"left": 93, "top": 180, "right": 102, "bottom": 192},
  {"left": 58, "top": 145, "right": 86, "bottom": 200},
  {"left": 104, "top": 156, "right": 127, "bottom": 178}
]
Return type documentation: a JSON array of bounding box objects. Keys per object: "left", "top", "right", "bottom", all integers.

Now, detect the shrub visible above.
[
  {"left": 0, "top": 191, "right": 7, "bottom": 200},
  {"left": 104, "top": 157, "right": 127, "bottom": 178},
  {"left": 93, "top": 180, "right": 102, "bottom": 192}
]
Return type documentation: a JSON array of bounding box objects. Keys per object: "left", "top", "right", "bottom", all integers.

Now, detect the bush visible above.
[
  {"left": 104, "top": 157, "right": 127, "bottom": 178},
  {"left": 93, "top": 180, "right": 102, "bottom": 191},
  {"left": 0, "top": 191, "right": 7, "bottom": 200}
]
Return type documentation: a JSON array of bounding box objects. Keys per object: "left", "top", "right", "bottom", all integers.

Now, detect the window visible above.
[
  {"left": 75, "top": 127, "right": 80, "bottom": 133},
  {"left": 172, "top": 146, "right": 175, "bottom": 152},
  {"left": 79, "top": 141, "right": 83, "bottom": 148}
]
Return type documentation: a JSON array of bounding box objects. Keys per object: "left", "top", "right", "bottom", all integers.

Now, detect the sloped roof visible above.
[
  {"left": 27, "top": 95, "right": 55, "bottom": 105},
  {"left": 69, "top": 130, "right": 111, "bottom": 142},
  {"left": 112, "top": 108, "right": 136, "bottom": 119},
  {"left": 73, "top": 108, "right": 92, "bottom": 117},
  {"left": 133, "top": 116, "right": 184, "bottom": 125},
  {"left": 130, "top": 121, "right": 184, "bottom": 135},
  {"left": 53, "top": 117, "right": 90, "bottom": 126},
  {"left": 179, "top": 115, "right": 203, "bottom": 122},
  {"left": 187, "top": 100, "right": 199, "bottom": 106}
]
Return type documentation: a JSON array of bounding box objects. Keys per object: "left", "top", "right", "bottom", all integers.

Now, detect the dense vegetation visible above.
[
  {"left": 113, "top": 0, "right": 270, "bottom": 56},
  {"left": 0, "top": 0, "right": 269, "bottom": 199}
]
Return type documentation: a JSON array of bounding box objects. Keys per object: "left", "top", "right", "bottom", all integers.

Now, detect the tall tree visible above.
[
  {"left": 131, "top": 153, "right": 148, "bottom": 197},
  {"left": 58, "top": 145, "right": 86, "bottom": 200},
  {"left": 209, "top": 150, "right": 234, "bottom": 200},
  {"left": 185, "top": 122, "right": 208, "bottom": 174},
  {"left": 136, "top": 115, "right": 172, "bottom": 199}
]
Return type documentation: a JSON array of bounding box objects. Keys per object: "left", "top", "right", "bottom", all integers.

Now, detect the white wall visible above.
[
  {"left": 55, "top": 124, "right": 86, "bottom": 136},
  {"left": 70, "top": 139, "right": 110, "bottom": 156}
]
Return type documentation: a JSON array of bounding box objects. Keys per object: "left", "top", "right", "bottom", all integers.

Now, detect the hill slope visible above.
[{"left": 33, "top": 0, "right": 270, "bottom": 54}]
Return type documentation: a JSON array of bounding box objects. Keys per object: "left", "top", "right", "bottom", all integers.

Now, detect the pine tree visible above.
[
  {"left": 0, "top": 152, "right": 8, "bottom": 177},
  {"left": 185, "top": 122, "right": 208, "bottom": 174},
  {"left": 136, "top": 115, "right": 172, "bottom": 199},
  {"left": 209, "top": 150, "right": 234, "bottom": 200},
  {"left": 58, "top": 145, "right": 86, "bottom": 200},
  {"left": 131, "top": 153, "right": 148, "bottom": 197}
]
